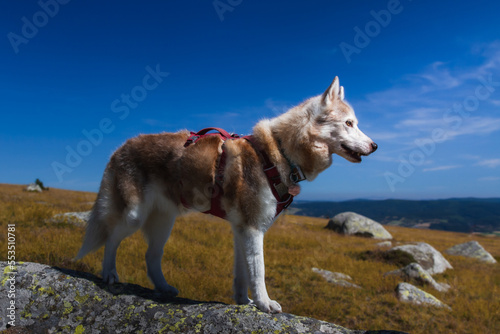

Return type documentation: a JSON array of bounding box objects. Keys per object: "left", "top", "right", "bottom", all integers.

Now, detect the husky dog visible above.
[{"left": 76, "top": 77, "right": 377, "bottom": 313}]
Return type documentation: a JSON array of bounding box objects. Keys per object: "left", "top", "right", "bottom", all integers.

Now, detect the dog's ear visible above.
[
  {"left": 322, "top": 76, "right": 341, "bottom": 106},
  {"left": 339, "top": 86, "right": 345, "bottom": 101}
]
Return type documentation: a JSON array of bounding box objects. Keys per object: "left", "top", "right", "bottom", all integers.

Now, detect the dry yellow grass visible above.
[{"left": 1, "top": 184, "right": 499, "bottom": 333}]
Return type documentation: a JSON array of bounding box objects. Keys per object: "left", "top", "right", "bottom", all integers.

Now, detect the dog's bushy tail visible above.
[{"left": 75, "top": 201, "right": 108, "bottom": 260}]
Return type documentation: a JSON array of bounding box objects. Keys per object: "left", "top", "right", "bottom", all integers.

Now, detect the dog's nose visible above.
[{"left": 371, "top": 142, "right": 378, "bottom": 152}]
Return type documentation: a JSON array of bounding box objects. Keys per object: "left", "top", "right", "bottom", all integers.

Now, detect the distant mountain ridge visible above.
[{"left": 290, "top": 198, "right": 500, "bottom": 233}]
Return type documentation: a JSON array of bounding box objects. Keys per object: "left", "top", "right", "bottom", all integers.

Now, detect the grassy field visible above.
[{"left": 1, "top": 183, "right": 499, "bottom": 333}]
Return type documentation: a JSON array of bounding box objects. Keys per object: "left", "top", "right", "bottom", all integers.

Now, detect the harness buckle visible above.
[
  {"left": 290, "top": 166, "right": 306, "bottom": 183},
  {"left": 184, "top": 135, "right": 200, "bottom": 147}
]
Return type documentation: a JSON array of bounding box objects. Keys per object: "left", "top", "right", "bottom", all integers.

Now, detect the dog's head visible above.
[{"left": 312, "top": 77, "right": 377, "bottom": 163}]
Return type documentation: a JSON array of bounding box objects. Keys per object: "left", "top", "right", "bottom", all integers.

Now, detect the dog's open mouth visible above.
[{"left": 341, "top": 144, "right": 364, "bottom": 162}]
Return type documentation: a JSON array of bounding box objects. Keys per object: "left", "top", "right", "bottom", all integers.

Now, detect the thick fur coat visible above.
[{"left": 77, "top": 77, "right": 377, "bottom": 313}]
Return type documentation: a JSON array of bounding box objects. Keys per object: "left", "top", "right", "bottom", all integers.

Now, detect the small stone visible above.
[
  {"left": 385, "top": 263, "right": 450, "bottom": 292},
  {"left": 25, "top": 183, "right": 42, "bottom": 192},
  {"left": 49, "top": 211, "right": 91, "bottom": 226},
  {"left": 396, "top": 282, "right": 451, "bottom": 309},
  {"left": 391, "top": 243, "right": 452, "bottom": 275},
  {"left": 312, "top": 267, "right": 362, "bottom": 289},
  {"left": 376, "top": 241, "right": 392, "bottom": 248}
]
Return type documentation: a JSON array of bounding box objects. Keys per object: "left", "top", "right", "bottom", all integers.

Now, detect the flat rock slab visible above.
[
  {"left": 445, "top": 241, "right": 497, "bottom": 264},
  {"left": 326, "top": 212, "right": 392, "bottom": 240},
  {"left": 391, "top": 243, "right": 452, "bottom": 275},
  {"left": 312, "top": 268, "right": 362, "bottom": 289},
  {"left": 396, "top": 283, "right": 450, "bottom": 309},
  {"left": 0, "top": 262, "right": 407, "bottom": 334},
  {"left": 385, "top": 263, "right": 450, "bottom": 292},
  {"left": 48, "top": 211, "right": 91, "bottom": 226}
]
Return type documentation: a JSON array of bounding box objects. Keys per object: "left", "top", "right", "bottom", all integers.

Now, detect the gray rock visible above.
[
  {"left": 25, "top": 183, "right": 42, "bottom": 192},
  {"left": 376, "top": 241, "right": 392, "bottom": 248},
  {"left": 396, "top": 283, "right": 451, "bottom": 309},
  {"left": 326, "top": 212, "right": 392, "bottom": 240},
  {"left": 385, "top": 263, "right": 450, "bottom": 292},
  {"left": 312, "top": 268, "right": 362, "bottom": 289},
  {"left": 49, "top": 211, "right": 91, "bottom": 226},
  {"left": 0, "top": 262, "right": 407, "bottom": 333},
  {"left": 391, "top": 243, "right": 452, "bottom": 275},
  {"left": 445, "top": 241, "right": 497, "bottom": 264}
]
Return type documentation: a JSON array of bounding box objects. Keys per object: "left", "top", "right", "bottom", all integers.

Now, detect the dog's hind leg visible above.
[
  {"left": 232, "top": 227, "right": 252, "bottom": 305},
  {"left": 141, "top": 207, "right": 179, "bottom": 297},
  {"left": 102, "top": 224, "right": 138, "bottom": 285},
  {"left": 102, "top": 204, "right": 144, "bottom": 285}
]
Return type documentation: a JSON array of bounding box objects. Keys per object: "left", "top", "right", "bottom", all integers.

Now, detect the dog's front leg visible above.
[{"left": 234, "top": 226, "right": 282, "bottom": 314}]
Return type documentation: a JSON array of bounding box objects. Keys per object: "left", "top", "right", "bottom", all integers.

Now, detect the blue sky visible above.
[{"left": 1, "top": 0, "right": 499, "bottom": 200}]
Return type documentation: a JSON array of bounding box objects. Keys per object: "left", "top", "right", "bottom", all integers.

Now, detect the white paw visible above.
[
  {"left": 254, "top": 299, "right": 282, "bottom": 314},
  {"left": 102, "top": 268, "right": 119, "bottom": 285}
]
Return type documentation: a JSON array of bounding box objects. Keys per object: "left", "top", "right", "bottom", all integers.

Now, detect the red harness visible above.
[{"left": 182, "top": 128, "right": 305, "bottom": 219}]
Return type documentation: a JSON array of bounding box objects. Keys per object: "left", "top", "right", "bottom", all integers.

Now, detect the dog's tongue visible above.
[{"left": 288, "top": 184, "right": 301, "bottom": 196}]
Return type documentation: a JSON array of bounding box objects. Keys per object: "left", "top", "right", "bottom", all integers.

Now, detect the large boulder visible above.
[
  {"left": 312, "top": 268, "right": 362, "bottom": 289},
  {"left": 445, "top": 241, "right": 497, "bottom": 264},
  {"left": 0, "top": 262, "right": 406, "bottom": 334},
  {"left": 391, "top": 243, "right": 452, "bottom": 275},
  {"left": 396, "top": 283, "right": 450, "bottom": 309},
  {"left": 326, "top": 212, "right": 392, "bottom": 240},
  {"left": 385, "top": 263, "right": 450, "bottom": 292}
]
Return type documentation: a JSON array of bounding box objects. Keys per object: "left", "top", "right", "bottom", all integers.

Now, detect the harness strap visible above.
[
  {"left": 183, "top": 128, "right": 305, "bottom": 219},
  {"left": 182, "top": 128, "right": 237, "bottom": 218},
  {"left": 242, "top": 135, "right": 295, "bottom": 216},
  {"left": 184, "top": 127, "right": 238, "bottom": 147}
]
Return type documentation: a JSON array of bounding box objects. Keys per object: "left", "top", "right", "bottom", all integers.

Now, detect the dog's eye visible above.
[{"left": 345, "top": 120, "right": 353, "bottom": 127}]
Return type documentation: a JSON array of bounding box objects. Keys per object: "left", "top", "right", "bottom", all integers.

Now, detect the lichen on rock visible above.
[
  {"left": 396, "top": 282, "right": 450, "bottom": 310},
  {"left": 0, "top": 262, "right": 407, "bottom": 333}
]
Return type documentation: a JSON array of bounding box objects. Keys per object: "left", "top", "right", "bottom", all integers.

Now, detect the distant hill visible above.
[{"left": 290, "top": 198, "right": 500, "bottom": 233}]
